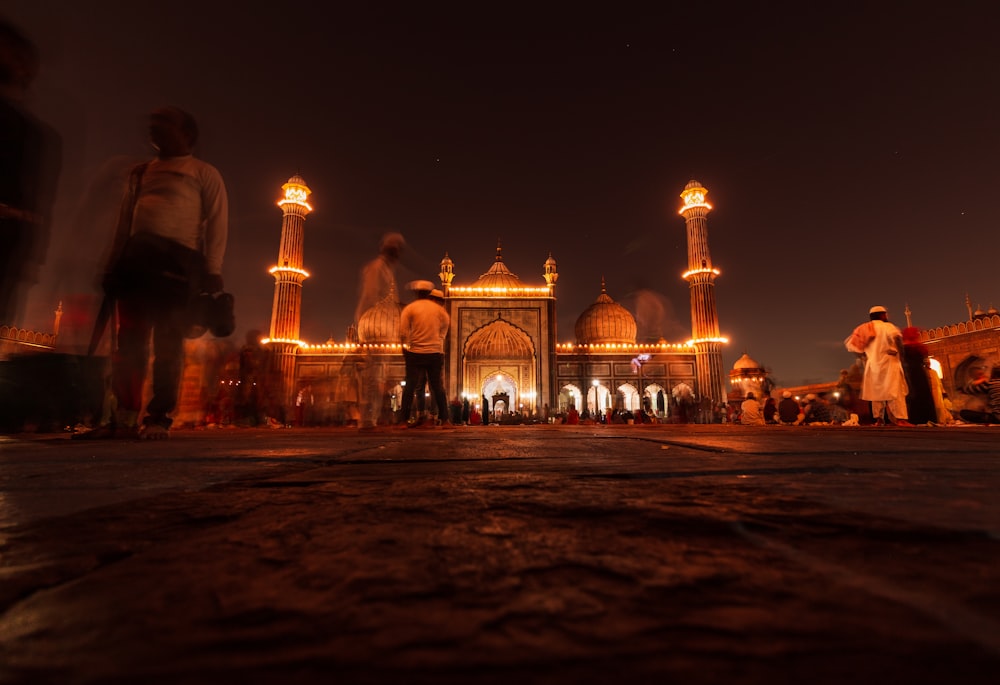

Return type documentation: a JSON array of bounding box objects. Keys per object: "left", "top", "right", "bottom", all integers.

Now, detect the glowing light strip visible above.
[
  {"left": 686, "top": 336, "right": 729, "bottom": 345},
  {"left": 448, "top": 286, "right": 552, "bottom": 296},
  {"left": 278, "top": 199, "right": 313, "bottom": 211},
  {"left": 555, "top": 342, "right": 693, "bottom": 350},
  {"left": 269, "top": 266, "right": 310, "bottom": 278},
  {"left": 299, "top": 342, "right": 405, "bottom": 350},
  {"left": 678, "top": 202, "right": 712, "bottom": 214},
  {"left": 681, "top": 267, "right": 721, "bottom": 279},
  {"left": 261, "top": 337, "right": 307, "bottom": 348}
]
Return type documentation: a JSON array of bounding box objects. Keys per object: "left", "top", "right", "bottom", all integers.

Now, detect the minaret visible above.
[
  {"left": 266, "top": 174, "right": 313, "bottom": 409},
  {"left": 439, "top": 252, "right": 455, "bottom": 296},
  {"left": 678, "top": 180, "right": 727, "bottom": 414},
  {"left": 543, "top": 252, "right": 558, "bottom": 290}
]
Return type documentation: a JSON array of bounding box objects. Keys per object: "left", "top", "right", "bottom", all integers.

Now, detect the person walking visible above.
[
  {"left": 845, "top": 305, "right": 911, "bottom": 426},
  {"left": 81, "top": 106, "right": 228, "bottom": 439},
  {"left": 398, "top": 280, "right": 450, "bottom": 427}
]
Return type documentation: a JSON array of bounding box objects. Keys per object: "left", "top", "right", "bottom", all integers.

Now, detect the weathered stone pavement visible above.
[{"left": 1, "top": 425, "right": 999, "bottom": 684}]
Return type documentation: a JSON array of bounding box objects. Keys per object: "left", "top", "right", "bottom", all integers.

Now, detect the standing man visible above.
[
  {"left": 845, "top": 305, "right": 911, "bottom": 426},
  {"left": 398, "top": 280, "right": 450, "bottom": 427},
  {"left": 83, "top": 106, "right": 227, "bottom": 440}
]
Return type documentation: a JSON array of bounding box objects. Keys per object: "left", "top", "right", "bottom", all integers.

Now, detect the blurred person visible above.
[
  {"left": 777, "top": 390, "right": 800, "bottom": 425},
  {"left": 78, "top": 106, "right": 228, "bottom": 440},
  {"left": 354, "top": 232, "right": 404, "bottom": 430},
  {"left": 354, "top": 232, "right": 404, "bottom": 325},
  {"left": 0, "top": 19, "right": 61, "bottom": 326},
  {"left": 398, "top": 280, "right": 449, "bottom": 427},
  {"left": 740, "top": 391, "right": 765, "bottom": 425},
  {"left": 845, "top": 305, "right": 911, "bottom": 426},
  {"left": 959, "top": 365, "right": 1000, "bottom": 424},
  {"left": 900, "top": 326, "right": 936, "bottom": 425},
  {"left": 802, "top": 393, "right": 831, "bottom": 424},
  {"left": 762, "top": 392, "right": 777, "bottom": 424}
]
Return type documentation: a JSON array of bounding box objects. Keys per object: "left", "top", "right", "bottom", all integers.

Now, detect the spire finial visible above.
[{"left": 495, "top": 239, "right": 503, "bottom": 261}]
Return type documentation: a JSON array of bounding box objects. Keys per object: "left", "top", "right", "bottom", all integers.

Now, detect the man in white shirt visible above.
[
  {"left": 398, "top": 280, "right": 450, "bottom": 426},
  {"left": 88, "top": 107, "right": 228, "bottom": 440}
]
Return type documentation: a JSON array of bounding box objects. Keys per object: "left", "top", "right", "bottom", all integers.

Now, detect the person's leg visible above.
[
  {"left": 427, "top": 353, "right": 448, "bottom": 422},
  {"left": 113, "top": 296, "right": 153, "bottom": 428},
  {"left": 400, "top": 350, "right": 419, "bottom": 422},
  {"left": 870, "top": 400, "right": 886, "bottom": 424},
  {"left": 887, "top": 395, "right": 909, "bottom": 424},
  {"left": 143, "top": 303, "right": 186, "bottom": 435}
]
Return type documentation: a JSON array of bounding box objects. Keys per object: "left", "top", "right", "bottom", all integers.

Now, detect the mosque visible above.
[{"left": 259, "top": 177, "right": 730, "bottom": 423}]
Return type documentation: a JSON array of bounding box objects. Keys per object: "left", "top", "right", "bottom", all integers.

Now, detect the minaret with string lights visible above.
[
  {"left": 678, "top": 179, "right": 727, "bottom": 415},
  {"left": 265, "top": 174, "right": 313, "bottom": 408}
]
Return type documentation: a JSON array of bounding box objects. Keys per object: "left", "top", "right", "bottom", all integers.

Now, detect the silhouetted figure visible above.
[
  {"left": 79, "top": 107, "right": 228, "bottom": 440},
  {"left": 901, "top": 327, "right": 936, "bottom": 425},
  {"left": 0, "top": 20, "right": 61, "bottom": 326}
]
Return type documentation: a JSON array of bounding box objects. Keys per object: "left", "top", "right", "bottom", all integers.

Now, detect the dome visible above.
[
  {"left": 465, "top": 320, "right": 534, "bottom": 359},
  {"left": 357, "top": 289, "right": 401, "bottom": 343},
  {"left": 471, "top": 244, "right": 522, "bottom": 289},
  {"left": 684, "top": 179, "right": 705, "bottom": 191},
  {"left": 732, "top": 352, "right": 762, "bottom": 370},
  {"left": 286, "top": 173, "right": 308, "bottom": 186},
  {"left": 989, "top": 305, "right": 999, "bottom": 316},
  {"left": 544, "top": 253, "right": 557, "bottom": 268},
  {"left": 574, "top": 279, "right": 637, "bottom": 345}
]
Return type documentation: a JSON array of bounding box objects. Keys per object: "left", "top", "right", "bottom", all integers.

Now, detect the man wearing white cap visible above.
[
  {"left": 399, "top": 280, "right": 450, "bottom": 426},
  {"left": 845, "top": 306, "right": 911, "bottom": 426}
]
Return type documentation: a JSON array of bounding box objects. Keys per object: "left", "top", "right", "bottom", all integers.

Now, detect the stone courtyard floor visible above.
[{"left": 1, "top": 424, "right": 999, "bottom": 684}]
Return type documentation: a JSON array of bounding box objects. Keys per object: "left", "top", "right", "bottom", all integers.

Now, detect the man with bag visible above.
[{"left": 82, "top": 106, "right": 228, "bottom": 440}]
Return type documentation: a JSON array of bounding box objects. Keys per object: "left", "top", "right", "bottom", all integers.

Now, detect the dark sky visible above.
[{"left": 8, "top": 1, "right": 999, "bottom": 386}]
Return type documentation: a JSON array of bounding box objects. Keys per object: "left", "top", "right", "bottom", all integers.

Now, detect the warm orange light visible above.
[
  {"left": 679, "top": 185, "right": 712, "bottom": 214},
  {"left": 278, "top": 180, "right": 313, "bottom": 212},
  {"left": 269, "top": 266, "right": 310, "bottom": 278},
  {"left": 261, "top": 337, "right": 307, "bottom": 348},
  {"left": 686, "top": 336, "right": 728, "bottom": 346},
  {"left": 681, "top": 267, "right": 721, "bottom": 279},
  {"left": 447, "top": 286, "right": 552, "bottom": 296}
]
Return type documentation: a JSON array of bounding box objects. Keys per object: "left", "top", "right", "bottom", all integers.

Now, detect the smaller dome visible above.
[
  {"left": 685, "top": 179, "right": 705, "bottom": 190},
  {"left": 989, "top": 304, "right": 998, "bottom": 315},
  {"left": 974, "top": 305, "right": 986, "bottom": 317},
  {"left": 440, "top": 252, "right": 453, "bottom": 268},
  {"left": 286, "top": 173, "right": 308, "bottom": 186},
  {"left": 357, "top": 288, "right": 401, "bottom": 344},
  {"left": 544, "top": 253, "right": 557, "bottom": 267},
  {"left": 574, "top": 278, "right": 637, "bottom": 345},
  {"left": 733, "top": 353, "right": 762, "bottom": 370}
]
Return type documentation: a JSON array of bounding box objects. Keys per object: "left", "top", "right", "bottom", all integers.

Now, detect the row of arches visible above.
[{"left": 558, "top": 382, "right": 695, "bottom": 416}]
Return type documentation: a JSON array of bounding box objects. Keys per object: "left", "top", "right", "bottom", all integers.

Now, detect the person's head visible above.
[
  {"left": 746, "top": 392, "right": 755, "bottom": 400},
  {"left": 379, "top": 232, "right": 405, "bottom": 262},
  {"left": 429, "top": 288, "right": 445, "bottom": 305},
  {"left": 149, "top": 106, "right": 198, "bottom": 157},
  {"left": 409, "top": 279, "right": 434, "bottom": 299},
  {"left": 805, "top": 393, "right": 817, "bottom": 403},
  {"left": 0, "top": 20, "right": 38, "bottom": 94},
  {"left": 782, "top": 390, "right": 792, "bottom": 399},
  {"left": 869, "top": 305, "right": 888, "bottom": 322}
]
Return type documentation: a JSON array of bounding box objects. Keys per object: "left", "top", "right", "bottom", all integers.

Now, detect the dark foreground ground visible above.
[{"left": 1, "top": 424, "right": 999, "bottom": 684}]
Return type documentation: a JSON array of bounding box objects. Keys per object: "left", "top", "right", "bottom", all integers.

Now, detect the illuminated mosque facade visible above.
[{"left": 259, "top": 176, "right": 730, "bottom": 423}]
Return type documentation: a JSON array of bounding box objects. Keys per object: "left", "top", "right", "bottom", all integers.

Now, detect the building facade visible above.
[{"left": 260, "top": 176, "right": 727, "bottom": 424}]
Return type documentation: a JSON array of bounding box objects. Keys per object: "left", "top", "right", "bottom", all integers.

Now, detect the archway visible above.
[
  {"left": 482, "top": 370, "right": 517, "bottom": 419},
  {"left": 559, "top": 383, "right": 582, "bottom": 413}
]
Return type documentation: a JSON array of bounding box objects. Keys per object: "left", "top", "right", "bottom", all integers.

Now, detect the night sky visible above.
[{"left": 7, "top": 2, "right": 998, "bottom": 386}]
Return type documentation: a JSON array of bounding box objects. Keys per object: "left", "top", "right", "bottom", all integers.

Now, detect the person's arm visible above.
[{"left": 200, "top": 165, "right": 229, "bottom": 278}]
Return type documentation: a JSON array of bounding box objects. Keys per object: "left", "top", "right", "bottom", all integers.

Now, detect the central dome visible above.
[
  {"left": 471, "top": 244, "right": 522, "bottom": 289},
  {"left": 574, "top": 279, "right": 637, "bottom": 345}
]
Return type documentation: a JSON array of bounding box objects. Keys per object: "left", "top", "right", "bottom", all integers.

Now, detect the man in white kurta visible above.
[{"left": 845, "top": 305, "right": 910, "bottom": 425}]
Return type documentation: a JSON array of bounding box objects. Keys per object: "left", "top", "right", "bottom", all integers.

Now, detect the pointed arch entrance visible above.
[{"left": 463, "top": 318, "right": 537, "bottom": 417}]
